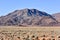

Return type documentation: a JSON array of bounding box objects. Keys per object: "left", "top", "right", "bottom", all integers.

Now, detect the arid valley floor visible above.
[{"left": 0, "top": 26, "right": 60, "bottom": 40}]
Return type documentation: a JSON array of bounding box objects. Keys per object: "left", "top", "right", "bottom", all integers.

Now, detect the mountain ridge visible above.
[{"left": 0, "top": 8, "right": 59, "bottom": 26}]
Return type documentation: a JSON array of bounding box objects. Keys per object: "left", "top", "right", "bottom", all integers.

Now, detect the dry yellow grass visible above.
[{"left": 0, "top": 26, "right": 60, "bottom": 40}]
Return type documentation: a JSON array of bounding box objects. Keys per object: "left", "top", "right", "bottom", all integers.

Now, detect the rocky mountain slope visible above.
[
  {"left": 52, "top": 13, "right": 60, "bottom": 26},
  {"left": 53, "top": 13, "right": 60, "bottom": 22},
  {"left": 0, "top": 8, "right": 58, "bottom": 26}
]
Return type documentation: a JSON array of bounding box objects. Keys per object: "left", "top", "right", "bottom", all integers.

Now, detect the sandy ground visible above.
[{"left": 0, "top": 26, "right": 60, "bottom": 40}]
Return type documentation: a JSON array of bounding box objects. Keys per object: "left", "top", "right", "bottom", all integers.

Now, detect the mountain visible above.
[
  {"left": 53, "top": 13, "right": 60, "bottom": 22},
  {"left": 0, "top": 8, "right": 58, "bottom": 26},
  {"left": 52, "top": 13, "right": 60, "bottom": 26}
]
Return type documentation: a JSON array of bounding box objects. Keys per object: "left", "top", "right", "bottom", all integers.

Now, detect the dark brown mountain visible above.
[{"left": 0, "top": 8, "right": 58, "bottom": 26}]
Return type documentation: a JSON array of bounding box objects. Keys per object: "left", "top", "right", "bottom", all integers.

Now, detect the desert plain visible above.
[{"left": 0, "top": 26, "right": 59, "bottom": 40}]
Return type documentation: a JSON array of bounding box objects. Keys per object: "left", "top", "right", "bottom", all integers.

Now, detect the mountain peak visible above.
[
  {"left": 0, "top": 8, "right": 58, "bottom": 26},
  {"left": 16, "top": 8, "right": 50, "bottom": 16},
  {"left": 7, "top": 8, "right": 49, "bottom": 16}
]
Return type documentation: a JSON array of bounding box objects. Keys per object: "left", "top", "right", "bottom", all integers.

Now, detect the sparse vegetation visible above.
[{"left": 0, "top": 27, "right": 59, "bottom": 40}]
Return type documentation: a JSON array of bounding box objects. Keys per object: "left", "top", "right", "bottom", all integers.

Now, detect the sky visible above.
[{"left": 0, "top": 0, "right": 60, "bottom": 16}]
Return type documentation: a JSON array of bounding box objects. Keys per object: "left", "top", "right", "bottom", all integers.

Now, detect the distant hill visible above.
[
  {"left": 52, "top": 13, "right": 60, "bottom": 26},
  {"left": 0, "top": 8, "right": 58, "bottom": 26},
  {"left": 53, "top": 13, "right": 60, "bottom": 22}
]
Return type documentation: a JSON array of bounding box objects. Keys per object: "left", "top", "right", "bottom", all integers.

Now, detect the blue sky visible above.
[{"left": 0, "top": 0, "right": 60, "bottom": 16}]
